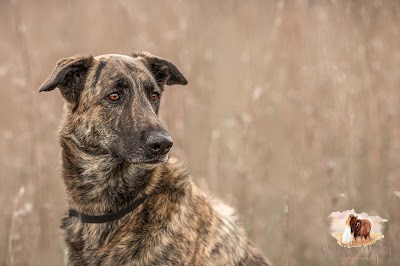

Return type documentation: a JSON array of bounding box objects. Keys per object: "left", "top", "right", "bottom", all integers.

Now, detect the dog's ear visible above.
[
  {"left": 38, "top": 55, "right": 94, "bottom": 105},
  {"left": 132, "top": 52, "right": 188, "bottom": 87}
]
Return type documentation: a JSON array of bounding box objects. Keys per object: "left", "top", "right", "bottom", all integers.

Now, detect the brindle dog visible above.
[{"left": 39, "top": 52, "right": 271, "bottom": 266}]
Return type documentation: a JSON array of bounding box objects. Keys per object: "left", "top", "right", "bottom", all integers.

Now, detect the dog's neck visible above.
[{"left": 59, "top": 135, "right": 161, "bottom": 215}]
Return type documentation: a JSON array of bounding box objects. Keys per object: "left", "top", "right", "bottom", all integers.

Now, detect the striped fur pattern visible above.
[{"left": 39, "top": 52, "right": 271, "bottom": 265}]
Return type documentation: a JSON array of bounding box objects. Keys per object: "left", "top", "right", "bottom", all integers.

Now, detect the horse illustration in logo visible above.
[{"left": 329, "top": 210, "right": 386, "bottom": 248}]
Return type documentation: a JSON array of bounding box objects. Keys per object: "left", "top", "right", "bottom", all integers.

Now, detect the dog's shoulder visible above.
[{"left": 150, "top": 158, "right": 271, "bottom": 265}]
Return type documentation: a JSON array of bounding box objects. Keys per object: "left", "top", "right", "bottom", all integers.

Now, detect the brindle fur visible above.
[{"left": 39, "top": 52, "right": 271, "bottom": 266}]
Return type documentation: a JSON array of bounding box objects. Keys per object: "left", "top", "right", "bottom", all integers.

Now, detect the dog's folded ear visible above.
[
  {"left": 132, "top": 52, "right": 188, "bottom": 87},
  {"left": 38, "top": 55, "right": 94, "bottom": 105}
]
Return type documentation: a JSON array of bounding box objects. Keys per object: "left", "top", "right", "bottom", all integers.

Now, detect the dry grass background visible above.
[{"left": 0, "top": 0, "right": 400, "bottom": 265}]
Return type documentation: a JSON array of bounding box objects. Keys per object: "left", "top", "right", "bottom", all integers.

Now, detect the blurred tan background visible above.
[{"left": 1, "top": 0, "right": 400, "bottom": 265}]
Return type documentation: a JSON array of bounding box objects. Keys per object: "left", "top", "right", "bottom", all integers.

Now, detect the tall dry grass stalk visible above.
[
  {"left": 8, "top": 187, "right": 34, "bottom": 266},
  {"left": 284, "top": 195, "right": 291, "bottom": 266},
  {"left": 8, "top": 187, "right": 25, "bottom": 266}
]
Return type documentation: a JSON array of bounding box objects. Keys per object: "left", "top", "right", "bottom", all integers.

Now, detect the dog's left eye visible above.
[
  {"left": 150, "top": 92, "right": 160, "bottom": 102},
  {"left": 108, "top": 93, "right": 120, "bottom": 101}
]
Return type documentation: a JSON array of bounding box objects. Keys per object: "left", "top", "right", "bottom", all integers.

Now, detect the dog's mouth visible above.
[{"left": 132, "top": 154, "right": 169, "bottom": 168}]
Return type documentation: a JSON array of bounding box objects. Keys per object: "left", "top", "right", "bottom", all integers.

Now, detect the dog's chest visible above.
[
  {"left": 60, "top": 203, "right": 192, "bottom": 265},
  {"left": 61, "top": 217, "right": 126, "bottom": 264},
  {"left": 61, "top": 219, "right": 99, "bottom": 246}
]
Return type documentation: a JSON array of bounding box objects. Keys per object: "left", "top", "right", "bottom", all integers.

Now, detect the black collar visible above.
[{"left": 68, "top": 194, "right": 148, "bottom": 223}]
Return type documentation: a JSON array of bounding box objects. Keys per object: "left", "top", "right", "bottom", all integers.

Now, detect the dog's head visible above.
[{"left": 39, "top": 52, "right": 187, "bottom": 166}]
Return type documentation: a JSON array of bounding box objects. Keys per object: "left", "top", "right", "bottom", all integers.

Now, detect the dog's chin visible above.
[{"left": 129, "top": 154, "right": 169, "bottom": 169}]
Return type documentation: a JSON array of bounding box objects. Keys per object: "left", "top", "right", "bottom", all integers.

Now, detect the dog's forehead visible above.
[
  {"left": 92, "top": 54, "right": 152, "bottom": 82},
  {"left": 95, "top": 54, "right": 135, "bottom": 61},
  {"left": 97, "top": 54, "right": 140, "bottom": 65},
  {"left": 94, "top": 54, "right": 147, "bottom": 71}
]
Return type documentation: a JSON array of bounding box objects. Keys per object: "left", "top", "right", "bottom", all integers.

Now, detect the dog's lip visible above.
[{"left": 132, "top": 155, "right": 169, "bottom": 165}]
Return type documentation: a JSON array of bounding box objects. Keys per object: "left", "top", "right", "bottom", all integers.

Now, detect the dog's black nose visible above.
[{"left": 146, "top": 132, "right": 173, "bottom": 156}]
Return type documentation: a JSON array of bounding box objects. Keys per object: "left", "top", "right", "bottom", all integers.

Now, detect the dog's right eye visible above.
[
  {"left": 108, "top": 93, "right": 120, "bottom": 101},
  {"left": 150, "top": 92, "right": 160, "bottom": 102}
]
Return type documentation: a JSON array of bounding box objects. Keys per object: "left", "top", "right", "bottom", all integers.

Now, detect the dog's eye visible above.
[
  {"left": 108, "top": 93, "right": 120, "bottom": 101},
  {"left": 150, "top": 92, "right": 160, "bottom": 102}
]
